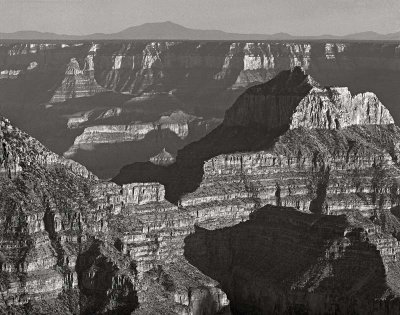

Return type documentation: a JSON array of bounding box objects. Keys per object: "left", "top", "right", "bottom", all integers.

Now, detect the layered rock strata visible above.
[
  {"left": 49, "top": 48, "right": 107, "bottom": 103},
  {"left": 3, "top": 46, "right": 400, "bottom": 313},
  {"left": 1, "top": 41, "right": 400, "bottom": 180},
  {"left": 68, "top": 111, "right": 219, "bottom": 145},
  {"left": 92, "top": 41, "right": 400, "bottom": 97},
  {"left": 0, "top": 116, "right": 231, "bottom": 314},
  {"left": 63, "top": 110, "right": 221, "bottom": 178},
  {"left": 0, "top": 117, "right": 94, "bottom": 180},
  {"left": 2, "top": 41, "right": 400, "bottom": 114},
  {"left": 176, "top": 68, "right": 400, "bottom": 218},
  {"left": 114, "top": 68, "right": 400, "bottom": 312},
  {"left": 117, "top": 67, "right": 399, "bottom": 215}
]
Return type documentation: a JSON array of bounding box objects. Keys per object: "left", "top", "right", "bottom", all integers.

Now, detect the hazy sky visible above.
[{"left": 0, "top": 0, "right": 399, "bottom": 35}]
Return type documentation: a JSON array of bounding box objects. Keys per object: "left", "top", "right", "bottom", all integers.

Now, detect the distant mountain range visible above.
[{"left": 0, "top": 21, "right": 399, "bottom": 41}]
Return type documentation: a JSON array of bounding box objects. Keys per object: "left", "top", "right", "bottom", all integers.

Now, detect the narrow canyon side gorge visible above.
[{"left": 1, "top": 41, "right": 400, "bottom": 178}]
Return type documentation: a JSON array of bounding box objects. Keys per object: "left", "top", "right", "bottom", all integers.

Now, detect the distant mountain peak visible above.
[{"left": 0, "top": 21, "right": 398, "bottom": 40}]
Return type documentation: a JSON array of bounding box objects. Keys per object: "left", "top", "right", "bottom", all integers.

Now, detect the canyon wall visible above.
[
  {"left": 1, "top": 41, "right": 400, "bottom": 179},
  {"left": 0, "top": 116, "right": 234, "bottom": 314},
  {"left": 171, "top": 68, "right": 400, "bottom": 218},
  {"left": 114, "top": 68, "right": 400, "bottom": 312},
  {"left": 3, "top": 60, "right": 400, "bottom": 313}
]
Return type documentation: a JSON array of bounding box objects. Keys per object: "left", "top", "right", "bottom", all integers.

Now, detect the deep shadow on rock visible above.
[
  {"left": 113, "top": 68, "right": 313, "bottom": 203},
  {"left": 76, "top": 241, "right": 139, "bottom": 315},
  {"left": 113, "top": 123, "right": 288, "bottom": 203},
  {"left": 184, "top": 205, "right": 400, "bottom": 315}
]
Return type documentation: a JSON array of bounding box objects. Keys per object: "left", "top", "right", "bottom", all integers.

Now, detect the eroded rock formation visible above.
[
  {"left": 68, "top": 111, "right": 218, "bottom": 146},
  {"left": 114, "top": 68, "right": 400, "bottom": 313},
  {"left": 150, "top": 148, "right": 175, "bottom": 166},
  {"left": 0, "top": 116, "right": 231, "bottom": 314},
  {"left": 4, "top": 58, "right": 400, "bottom": 313},
  {"left": 50, "top": 49, "right": 107, "bottom": 103},
  {"left": 1, "top": 41, "right": 400, "bottom": 179},
  {"left": 63, "top": 110, "right": 220, "bottom": 178},
  {"left": 174, "top": 68, "right": 400, "bottom": 218}
]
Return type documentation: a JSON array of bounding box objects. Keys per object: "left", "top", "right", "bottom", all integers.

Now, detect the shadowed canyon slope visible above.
[
  {"left": 114, "top": 67, "right": 399, "bottom": 206},
  {"left": 185, "top": 206, "right": 400, "bottom": 314},
  {"left": 3, "top": 65, "right": 400, "bottom": 314},
  {"left": 1, "top": 40, "right": 400, "bottom": 178},
  {"left": 114, "top": 67, "right": 400, "bottom": 313}
]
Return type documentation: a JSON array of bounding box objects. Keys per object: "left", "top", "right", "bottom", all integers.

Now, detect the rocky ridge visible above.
[
  {"left": 1, "top": 41, "right": 400, "bottom": 179},
  {"left": 0, "top": 117, "right": 94, "bottom": 180},
  {"left": 173, "top": 68, "right": 400, "bottom": 217},
  {"left": 2, "top": 45, "right": 400, "bottom": 313},
  {"left": 0, "top": 116, "right": 232, "bottom": 314},
  {"left": 225, "top": 73, "right": 394, "bottom": 130},
  {"left": 114, "top": 68, "right": 400, "bottom": 313}
]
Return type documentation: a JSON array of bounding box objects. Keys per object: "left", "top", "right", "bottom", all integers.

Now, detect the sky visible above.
[{"left": 0, "top": 0, "right": 399, "bottom": 36}]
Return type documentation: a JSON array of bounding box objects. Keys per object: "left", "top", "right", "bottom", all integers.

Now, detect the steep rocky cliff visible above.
[
  {"left": 1, "top": 41, "right": 400, "bottom": 179},
  {"left": 49, "top": 46, "right": 107, "bottom": 103},
  {"left": 173, "top": 68, "right": 400, "bottom": 217},
  {"left": 0, "top": 116, "right": 232, "bottom": 314},
  {"left": 114, "top": 68, "right": 400, "bottom": 313},
  {"left": 3, "top": 60, "right": 400, "bottom": 313}
]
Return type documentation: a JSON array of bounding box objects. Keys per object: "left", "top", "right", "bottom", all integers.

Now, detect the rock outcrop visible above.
[
  {"left": 177, "top": 68, "right": 400, "bottom": 217},
  {"left": 0, "top": 117, "right": 95, "bottom": 180},
  {"left": 4, "top": 56, "right": 400, "bottom": 313},
  {"left": 1, "top": 41, "right": 400, "bottom": 180},
  {"left": 68, "top": 111, "right": 217, "bottom": 145},
  {"left": 290, "top": 89, "right": 394, "bottom": 129},
  {"left": 49, "top": 46, "right": 107, "bottom": 103},
  {"left": 223, "top": 67, "right": 315, "bottom": 129},
  {"left": 150, "top": 148, "right": 175, "bottom": 166},
  {"left": 114, "top": 68, "right": 400, "bottom": 313},
  {"left": 224, "top": 68, "right": 394, "bottom": 130},
  {"left": 63, "top": 110, "right": 220, "bottom": 178},
  {"left": 0, "top": 116, "right": 231, "bottom": 314}
]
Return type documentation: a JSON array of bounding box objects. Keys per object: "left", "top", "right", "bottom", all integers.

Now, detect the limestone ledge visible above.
[
  {"left": 68, "top": 111, "right": 220, "bottom": 147},
  {"left": 182, "top": 125, "right": 400, "bottom": 217}
]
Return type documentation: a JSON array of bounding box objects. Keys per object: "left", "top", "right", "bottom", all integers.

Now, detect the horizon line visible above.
[{"left": 1, "top": 21, "right": 399, "bottom": 38}]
